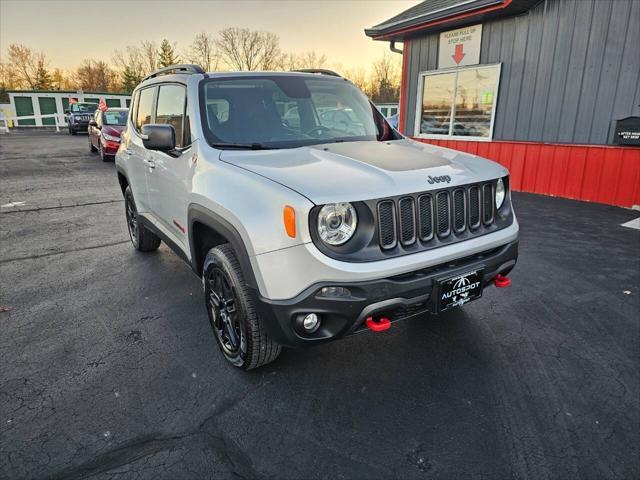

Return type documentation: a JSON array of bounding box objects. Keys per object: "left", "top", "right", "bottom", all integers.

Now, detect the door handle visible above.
[{"left": 144, "top": 158, "right": 156, "bottom": 169}]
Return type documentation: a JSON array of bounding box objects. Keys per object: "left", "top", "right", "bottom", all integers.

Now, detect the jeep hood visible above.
[{"left": 219, "top": 139, "right": 508, "bottom": 205}]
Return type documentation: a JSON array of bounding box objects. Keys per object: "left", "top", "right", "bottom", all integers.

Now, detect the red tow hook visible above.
[
  {"left": 494, "top": 274, "right": 511, "bottom": 288},
  {"left": 365, "top": 316, "right": 391, "bottom": 332}
]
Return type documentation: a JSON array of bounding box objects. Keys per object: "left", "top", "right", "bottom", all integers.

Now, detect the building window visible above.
[{"left": 415, "top": 64, "right": 501, "bottom": 141}]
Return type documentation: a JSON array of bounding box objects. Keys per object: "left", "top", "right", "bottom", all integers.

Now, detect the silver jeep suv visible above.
[{"left": 116, "top": 65, "right": 518, "bottom": 370}]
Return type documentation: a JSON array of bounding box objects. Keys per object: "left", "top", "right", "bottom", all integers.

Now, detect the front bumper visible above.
[
  {"left": 254, "top": 239, "right": 518, "bottom": 347},
  {"left": 70, "top": 122, "right": 89, "bottom": 131}
]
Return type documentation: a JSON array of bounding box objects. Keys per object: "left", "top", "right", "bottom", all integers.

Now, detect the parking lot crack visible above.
[
  {"left": 0, "top": 199, "right": 123, "bottom": 214},
  {"left": 0, "top": 240, "right": 129, "bottom": 264}
]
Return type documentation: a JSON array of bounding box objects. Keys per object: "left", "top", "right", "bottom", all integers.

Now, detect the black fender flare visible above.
[
  {"left": 115, "top": 165, "right": 129, "bottom": 196},
  {"left": 188, "top": 204, "right": 258, "bottom": 289}
]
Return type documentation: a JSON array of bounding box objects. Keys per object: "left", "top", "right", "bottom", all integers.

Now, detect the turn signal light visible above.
[{"left": 283, "top": 205, "right": 296, "bottom": 238}]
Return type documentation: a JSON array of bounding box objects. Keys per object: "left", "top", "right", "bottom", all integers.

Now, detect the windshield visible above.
[
  {"left": 71, "top": 103, "right": 97, "bottom": 113},
  {"left": 103, "top": 110, "right": 128, "bottom": 126},
  {"left": 200, "top": 75, "right": 398, "bottom": 149}
]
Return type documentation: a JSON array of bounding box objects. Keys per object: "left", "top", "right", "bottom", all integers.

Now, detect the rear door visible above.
[
  {"left": 124, "top": 86, "right": 156, "bottom": 212},
  {"left": 145, "top": 83, "right": 192, "bottom": 248}
]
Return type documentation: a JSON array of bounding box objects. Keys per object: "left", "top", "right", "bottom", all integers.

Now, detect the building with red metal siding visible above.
[{"left": 366, "top": 0, "right": 640, "bottom": 207}]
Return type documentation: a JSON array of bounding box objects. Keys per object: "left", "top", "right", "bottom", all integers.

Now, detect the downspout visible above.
[
  {"left": 389, "top": 41, "right": 408, "bottom": 135},
  {"left": 389, "top": 41, "right": 403, "bottom": 54}
]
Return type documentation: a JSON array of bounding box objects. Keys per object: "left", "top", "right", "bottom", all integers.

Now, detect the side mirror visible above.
[
  {"left": 89, "top": 120, "right": 98, "bottom": 127},
  {"left": 141, "top": 124, "right": 176, "bottom": 152}
]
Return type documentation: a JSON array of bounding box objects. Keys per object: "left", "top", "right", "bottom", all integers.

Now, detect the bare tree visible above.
[
  {"left": 282, "top": 50, "right": 327, "bottom": 71},
  {"left": 5, "top": 43, "right": 50, "bottom": 89},
  {"left": 185, "top": 32, "right": 219, "bottom": 71},
  {"left": 216, "top": 28, "right": 282, "bottom": 71},
  {"left": 75, "top": 60, "right": 117, "bottom": 92},
  {"left": 112, "top": 45, "right": 148, "bottom": 93},
  {"left": 50, "top": 68, "right": 69, "bottom": 90},
  {"left": 343, "top": 67, "right": 371, "bottom": 97},
  {"left": 140, "top": 41, "right": 159, "bottom": 73},
  {"left": 370, "top": 53, "right": 401, "bottom": 103},
  {"left": 0, "top": 61, "right": 20, "bottom": 90}
]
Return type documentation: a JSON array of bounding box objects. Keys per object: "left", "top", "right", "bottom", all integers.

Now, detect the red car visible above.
[{"left": 88, "top": 108, "right": 128, "bottom": 161}]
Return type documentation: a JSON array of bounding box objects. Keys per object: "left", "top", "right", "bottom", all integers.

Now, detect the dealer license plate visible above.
[{"left": 436, "top": 269, "right": 484, "bottom": 312}]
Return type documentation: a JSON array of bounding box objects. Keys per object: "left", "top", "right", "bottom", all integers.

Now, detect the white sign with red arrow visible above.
[{"left": 438, "top": 24, "right": 482, "bottom": 69}]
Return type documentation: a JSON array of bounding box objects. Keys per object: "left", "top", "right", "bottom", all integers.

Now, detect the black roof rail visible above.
[
  {"left": 292, "top": 69, "right": 342, "bottom": 77},
  {"left": 143, "top": 64, "right": 205, "bottom": 82}
]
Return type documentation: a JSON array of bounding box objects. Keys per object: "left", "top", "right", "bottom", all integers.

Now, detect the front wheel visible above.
[
  {"left": 203, "top": 244, "right": 282, "bottom": 370},
  {"left": 124, "top": 186, "right": 160, "bottom": 252}
]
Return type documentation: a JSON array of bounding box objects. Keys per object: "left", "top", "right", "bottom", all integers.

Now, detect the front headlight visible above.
[
  {"left": 495, "top": 178, "right": 506, "bottom": 209},
  {"left": 317, "top": 203, "right": 357, "bottom": 245},
  {"left": 102, "top": 133, "right": 120, "bottom": 142}
]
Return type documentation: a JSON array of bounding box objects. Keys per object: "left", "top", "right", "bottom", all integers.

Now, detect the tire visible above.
[
  {"left": 203, "top": 244, "right": 282, "bottom": 370},
  {"left": 124, "top": 186, "right": 161, "bottom": 252},
  {"left": 90, "top": 138, "right": 98, "bottom": 153}
]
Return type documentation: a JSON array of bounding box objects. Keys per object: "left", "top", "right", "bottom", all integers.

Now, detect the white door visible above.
[
  {"left": 125, "top": 86, "right": 157, "bottom": 212},
  {"left": 145, "top": 84, "right": 192, "bottom": 249}
]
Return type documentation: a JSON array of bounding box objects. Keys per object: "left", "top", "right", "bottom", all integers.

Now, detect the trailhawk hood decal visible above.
[{"left": 219, "top": 139, "right": 508, "bottom": 205}]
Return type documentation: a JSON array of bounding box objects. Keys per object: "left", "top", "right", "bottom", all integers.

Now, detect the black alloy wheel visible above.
[
  {"left": 125, "top": 191, "right": 139, "bottom": 247},
  {"left": 207, "top": 266, "right": 244, "bottom": 357}
]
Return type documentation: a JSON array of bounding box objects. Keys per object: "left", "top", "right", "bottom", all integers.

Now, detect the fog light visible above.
[
  {"left": 302, "top": 313, "right": 320, "bottom": 333},
  {"left": 318, "top": 286, "right": 351, "bottom": 298}
]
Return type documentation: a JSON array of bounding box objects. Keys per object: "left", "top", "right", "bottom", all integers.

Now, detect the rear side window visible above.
[
  {"left": 129, "top": 90, "right": 138, "bottom": 125},
  {"left": 135, "top": 87, "right": 155, "bottom": 133},
  {"left": 156, "top": 84, "right": 187, "bottom": 148}
]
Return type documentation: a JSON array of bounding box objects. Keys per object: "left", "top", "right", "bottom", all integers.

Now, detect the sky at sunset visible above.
[{"left": 1, "top": 0, "right": 419, "bottom": 71}]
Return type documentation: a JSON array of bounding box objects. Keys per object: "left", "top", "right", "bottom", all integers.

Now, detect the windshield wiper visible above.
[{"left": 210, "top": 142, "right": 275, "bottom": 150}]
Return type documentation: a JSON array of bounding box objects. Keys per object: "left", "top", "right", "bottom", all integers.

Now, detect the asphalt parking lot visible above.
[{"left": 1, "top": 131, "right": 639, "bottom": 480}]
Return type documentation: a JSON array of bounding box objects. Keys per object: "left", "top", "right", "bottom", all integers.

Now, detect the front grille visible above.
[
  {"left": 483, "top": 183, "right": 494, "bottom": 224},
  {"left": 418, "top": 194, "right": 433, "bottom": 241},
  {"left": 377, "top": 200, "right": 397, "bottom": 249},
  {"left": 375, "top": 181, "right": 498, "bottom": 252},
  {"left": 453, "top": 189, "right": 466, "bottom": 232},
  {"left": 436, "top": 192, "right": 450, "bottom": 237},
  {"left": 468, "top": 186, "right": 480, "bottom": 228},
  {"left": 398, "top": 197, "right": 416, "bottom": 245}
]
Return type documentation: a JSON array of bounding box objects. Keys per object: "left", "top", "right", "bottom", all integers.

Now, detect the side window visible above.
[
  {"left": 135, "top": 87, "right": 155, "bottom": 133},
  {"left": 130, "top": 90, "right": 139, "bottom": 126},
  {"left": 156, "top": 84, "right": 186, "bottom": 148}
]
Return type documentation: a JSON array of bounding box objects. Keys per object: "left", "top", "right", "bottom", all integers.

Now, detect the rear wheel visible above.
[
  {"left": 124, "top": 186, "right": 161, "bottom": 252},
  {"left": 203, "top": 244, "right": 281, "bottom": 370}
]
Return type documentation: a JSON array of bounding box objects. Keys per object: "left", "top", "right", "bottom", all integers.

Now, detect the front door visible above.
[{"left": 145, "top": 84, "right": 191, "bottom": 249}]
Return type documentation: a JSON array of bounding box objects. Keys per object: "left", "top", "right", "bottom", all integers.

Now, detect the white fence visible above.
[{"left": 0, "top": 112, "right": 67, "bottom": 133}]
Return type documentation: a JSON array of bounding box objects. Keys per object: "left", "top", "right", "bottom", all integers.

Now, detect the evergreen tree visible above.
[
  {"left": 32, "top": 59, "right": 52, "bottom": 90},
  {"left": 121, "top": 64, "right": 144, "bottom": 93},
  {"left": 158, "top": 39, "right": 179, "bottom": 68}
]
